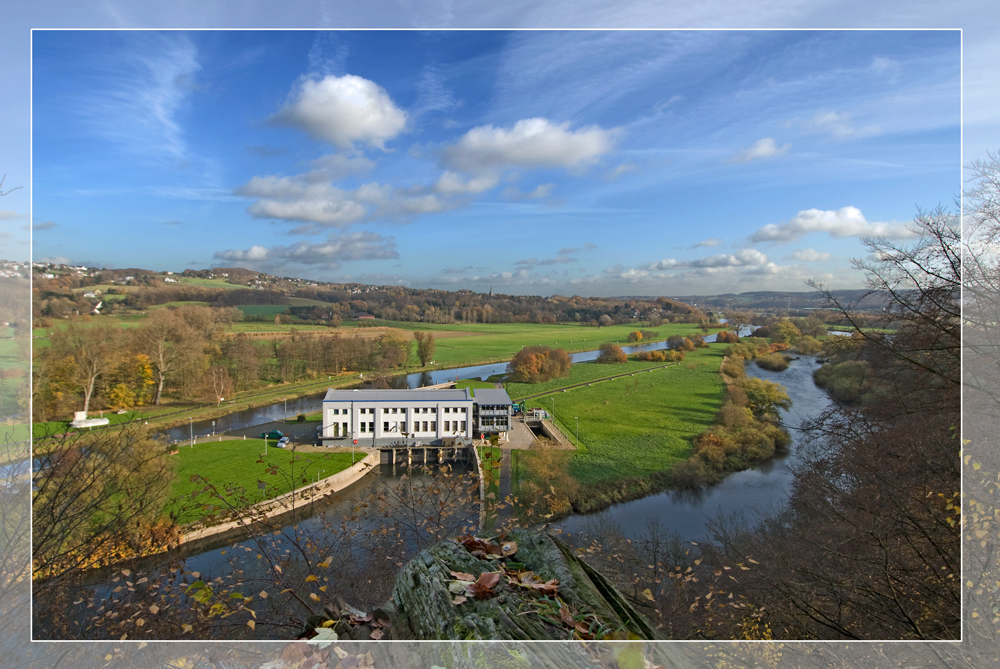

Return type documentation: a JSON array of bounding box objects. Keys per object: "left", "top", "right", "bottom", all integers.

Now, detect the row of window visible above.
[
  {"left": 330, "top": 406, "right": 469, "bottom": 416},
  {"left": 356, "top": 420, "right": 470, "bottom": 434}
]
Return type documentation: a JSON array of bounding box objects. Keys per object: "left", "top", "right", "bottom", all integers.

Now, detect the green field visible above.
[
  {"left": 228, "top": 321, "right": 329, "bottom": 333},
  {"left": 148, "top": 301, "right": 211, "bottom": 309},
  {"left": 504, "top": 359, "right": 671, "bottom": 400},
  {"left": 175, "top": 276, "right": 239, "bottom": 288},
  {"left": 165, "top": 439, "right": 360, "bottom": 524},
  {"left": 388, "top": 322, "right": 703, "bottom": 367},
  {"left": 522, "top": 345, "right": 726, "bottom": 486}
]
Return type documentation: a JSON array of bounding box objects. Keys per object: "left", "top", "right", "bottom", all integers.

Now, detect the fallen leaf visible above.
[
  {"left": 370, "top": 628, "right": 383, "bottom": 640},
  {"left": 247, "top": 620, "right": 255, "bottom": 631},
  {"left": 642, "top": 588, "right": 655, "bottom": 602},
  {"left": 450, "top": 570, "right": 476, "bottom": 582},
  {"left": 148, "top": 605, "right": 160, "bottom": 615},
  {"left": 452, "top": 595, "right": 467, "bottom": 605}
]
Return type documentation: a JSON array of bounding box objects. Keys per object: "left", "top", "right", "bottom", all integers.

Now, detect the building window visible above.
[
  {"left": 383, "top": 421, "right": 389, "bottom": 432},
  {"left": 401, "top": 422, "right": 407, "bottom": 433},
  {"left": 431, "top": 421, "right": 436, "bottom": 431},
  {"left": 343, "top": 422, "right": 348, "bottom": 435},
  {"left": 368, "top": 422, "right": 374, "bottom": 432},
  {"left": 461, "top": 421, "right": 466, "bottom": 431},
  {"left": 360, "top": 423, "right": 366, "bottom": 433},
  {"left": 422, "top": 421, "right": 428, "bottom": 432},
  {"left": 392, "top": 407, "right": 398, "bottom": 414}
]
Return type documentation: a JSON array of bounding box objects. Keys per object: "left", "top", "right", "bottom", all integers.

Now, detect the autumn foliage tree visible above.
[
  {"left": 506, "top": 346, "right": 571, "bottom": 383},
  {"left": 413, "top": 330, "right": 435, "bottom": 366},
  {"left": 595, "top": 343, "right": 627, "bottom": 364}
]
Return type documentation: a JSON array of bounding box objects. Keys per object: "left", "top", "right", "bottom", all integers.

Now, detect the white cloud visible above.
[
  {"left": 33, "top": 221, "right": 58, "bottom": 231},
  {"left": 502, "top": 183, "right": 556, "bottom": 200},
  {"left": 0, "top": 210, "right": 25, "bottom": 220},
  {"left": 693, "top": 238, "right": 723, "bottom": 248},
  {"left": 606, "top": 163, "right": 636, "bottom": 180},
  {"left": 787, "top": 248, "right": 832, "bottom": 262},
  {"left": 434, "top": 171, "right": 500, "bottom": 195},
  {"left": 213, "top": 231, "right": 398, "bottom": 270},
  {"left": 270, "top": 74, "right": 407, "bottom": 150},
  {"left": 792, "top": 110, "right": 880, "bottom": 139},
  {"left": 443, "top": 118, "right": 616, "bottom": 171},
  {"left": 645, "top": 248, "right": 768, "bottom": 270},
  {"left": 750, "top": 206, "right": 918, "bottom": 243},
  {"left": 304, "top": 153, "right": 377, "bottom": 182},
  {"left": 236, "top": 175, "right": 451, "bottom": 225},
  {"left": 728, "top": 137, "right": 790, "bottom": 163}
]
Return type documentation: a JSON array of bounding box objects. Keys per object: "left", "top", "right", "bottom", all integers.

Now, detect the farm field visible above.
[
  {"left": 165, "top": 439, "right": 359, "bottom": 524},
  {"left": 504, "top": 359, "right": 672, "bottom": 400},
  {"left": 400, "top": 321, "right": 704, "bottom": 367},
  {"left": 522, "top": 345, "right": 726, "bottom": 486}
]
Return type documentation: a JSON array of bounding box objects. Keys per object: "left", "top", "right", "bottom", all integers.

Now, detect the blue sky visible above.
[{"left": 30, "top": 29, "right": 960, "bottom": 296}]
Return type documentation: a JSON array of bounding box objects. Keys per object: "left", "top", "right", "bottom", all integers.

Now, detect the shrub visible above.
[
  {"left": 720, "top": 357, "right": 745, "bottom": 379},
  {"left": 715, "top": 330, "right": 740, "bottom": 344},
  {"left": 795, "top": 335, "right": 823, "bottom": 354},
  {"left": 755, "top": 352, "right": 790, "bottom": 371},
  {"left": 506, "top": 346, "right": 572, "bottom": 383},
  {"left": 297, "top": 413, "right": 307, "bottom": 422},
  {"left": 596, "top": 343, "right": 627, "bottom": 364}
]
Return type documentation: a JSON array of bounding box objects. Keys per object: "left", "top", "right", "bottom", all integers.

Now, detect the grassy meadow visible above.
[
  {"left": 165, "top": 439, "right": 360, "bottom": 525},
  {"left": 521, "top": 345, "right": 726, "bottom": 486}
]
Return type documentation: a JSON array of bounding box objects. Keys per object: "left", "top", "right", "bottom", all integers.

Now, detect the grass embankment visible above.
[
  {"left": 512, "top": 346, "right": 726, "bottom": 512},
  {"left": 165, "top": 439, "right": 360, "bottom": 525}
]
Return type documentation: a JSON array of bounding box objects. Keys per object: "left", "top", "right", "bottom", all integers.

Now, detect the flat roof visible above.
[
  {"left": 472, "top": 388, "right": 513, "bottom": 405},
  {"left": 323, "top": 388, "right": 472, "bottom": 403}
]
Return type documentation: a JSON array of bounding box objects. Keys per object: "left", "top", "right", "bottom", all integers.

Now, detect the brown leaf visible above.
[
  {"left": 559, "top": 604, "right": 574, "bottom": 627},
  {"left": 369, "top": 628, "right": 383, "bottom": 640},
  {"left": 452, "top": 595, "right": 467, "bottom": 605},
  {"left": 477, "top": 572, "right": 501, "bottom": 589},
  {"left": 501, "top": 541, "right": 518, "bottom": 556},
  {"left": 449, "top": 570, "right": 476, "bottom": 582}
]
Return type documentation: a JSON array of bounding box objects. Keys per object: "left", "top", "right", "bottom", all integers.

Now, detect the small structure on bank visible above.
[{"left": 69, "top": 411, "right": 110, "bottom": 429}]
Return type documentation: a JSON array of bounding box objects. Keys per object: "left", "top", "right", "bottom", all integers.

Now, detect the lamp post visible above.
[
  {"left": 575, "top": 416, "right": 579, "bottom": 447},
  {"left": 189, "top": 417, "right": 193, "bottom": 447},
  {"left": 316, "top": 469, "right": 325, "bottom": 484},
  {"left": 211, "top": 420, "right": 215, "bottom": 436},
  {"left": 283, "top": 397, "right": 287, "bottom": 420}
]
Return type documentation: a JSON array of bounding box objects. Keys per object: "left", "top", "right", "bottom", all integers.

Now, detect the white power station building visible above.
[{"left": 321, "top": 388, "right": 474, "bottom": 446}]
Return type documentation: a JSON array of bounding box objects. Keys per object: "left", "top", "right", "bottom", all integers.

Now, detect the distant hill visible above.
[{"left": 664, "top": 290, "right": 889, "bottom": 312}]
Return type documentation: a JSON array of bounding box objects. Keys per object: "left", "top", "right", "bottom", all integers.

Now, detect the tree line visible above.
[{"left": 31, "top": 306, "right": 429, "bottom": 421}]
